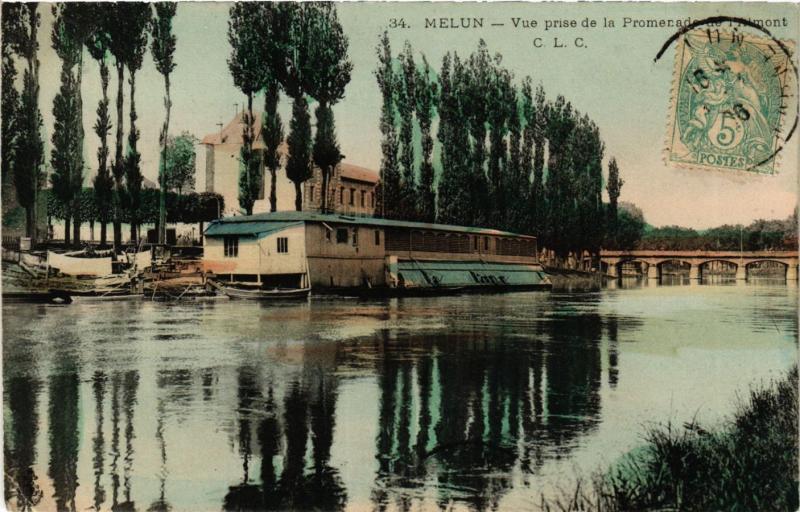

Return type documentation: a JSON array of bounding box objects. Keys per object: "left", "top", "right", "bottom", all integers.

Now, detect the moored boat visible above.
[
  {"left": 202, "top": 211, "right": 552, "bottom": 295},
  {"left": 209, "top": 279, "right": 311, "bottom": 300}
]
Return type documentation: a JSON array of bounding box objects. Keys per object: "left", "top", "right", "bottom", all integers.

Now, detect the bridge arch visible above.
[
  {"left": 656, "top": 259, "right": 692, "bottom": 276},
  {"left": 698, "top": 259, "right": 739, "bottom": 279},
  {"left": 745, "top": 259, "right": 788, "bottom": 279},
  {"left": 616, "top": 259, "right": 650, "bottom": 278}
]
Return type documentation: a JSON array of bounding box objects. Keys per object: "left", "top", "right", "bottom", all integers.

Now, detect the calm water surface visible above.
[{"left": 3, "top": 281, "right": 797, "bottom": 511}]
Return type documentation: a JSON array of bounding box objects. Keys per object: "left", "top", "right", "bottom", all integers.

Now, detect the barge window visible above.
[
  {"left": 277, "top": 237, "right": 288, "bottom": 253},
  {"left": 349, "top": 188, "right": 355, "bottom": 206},
  {"left": 310, "top": 186, "right": 315, "bottom": 202},
  {"left": 374, "top": 229, "right": 381, "bottom": 246},
  {"left": 340, "top": 187, "right": 344, "bottom": 204},
  {"left": 371, "top": 192, "right": 375, "bottom": 208},
  {"left": 473, "top": 236, "right": 478, "bottom": 251},
  {"left": 336, "top": 228, "right": 348, "bottom": 244},
  {"left": 224, "top": 236, "right": 238, "bottom": 257},
  {"left": 483, "top": 237, "right": 489, "bottom": 251},
  {"left": 361, "top": 190, "right": 366, "bottom": 207}
]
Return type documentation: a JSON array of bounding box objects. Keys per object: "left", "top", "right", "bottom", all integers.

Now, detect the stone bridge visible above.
[{"left": 600, "top": 250, "right": 798, "bottom": 280}]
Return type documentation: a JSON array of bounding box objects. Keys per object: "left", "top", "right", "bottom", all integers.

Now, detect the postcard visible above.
[{"left": 2, "top": 2, "right": 798, "bottom": 511}]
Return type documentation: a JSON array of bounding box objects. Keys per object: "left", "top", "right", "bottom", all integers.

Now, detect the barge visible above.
[{"left": 202, "top": 212, "right": 551, "bottom": 294}]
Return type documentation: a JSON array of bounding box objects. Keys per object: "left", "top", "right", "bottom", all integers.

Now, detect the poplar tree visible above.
[
  {"left": 374, "top": 31, "right": 400, "bottom": 219},
  {"left": 279, "top": 3, "right": 313, "bottom": 212},
  {"left": 436, "top": 53, "right": 471, "bottom": 225},
  {"left": 518, "top": 78, "right": 535, "bottom": 234},
  {"left": 415, "top": 56, "right": 437, "bottom": 223},
  {"left": 227, "top": 2, "right": 263, "bottom": 215},
  {"left": 303, "top": 3, "right": 352, "bottom": 214},
  {"left": 529, "top": 83, "right": 547, "bottom": 237},
  {"left": 486, "top": 61, "right": 514, "bottom": 229},
  {"left": 151, "top": 2, "right": 177, "bottom": 244},
  {"left": 1, "top": 3, "right": 22, "bottom": 186},
  {"left": 50, "top": 5, "right": 83, "bottom": 247},
  {"left": 13, "top": 3, "right": 44, "bottom": 240},
  {"left": 122, "top": 3, "right": 151, "bottom": 243},
  {"left": 606, "top": 157, "right": 624, "bottom": 244},
  {"left": 106, "top": 6, "right": 127, "bottom": 248},
  {"left": 262, "top": 84, "right": 283, "bottom": 212},
  {"left": 397, "top": 42, "right": 417, "bottom": 219},
  {"left": 466, "top": 41, "right": 492, "bottom": 227},
  {"left": 88, "top": 4, "right": 113, "bottom": 247}
]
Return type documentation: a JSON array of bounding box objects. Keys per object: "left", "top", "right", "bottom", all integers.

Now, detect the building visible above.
[
  {"left": 203, "top": 211, "right": 551, "bottom": 292},
  {"left": 201, "top": 112, "right": 379, "bottom": 217}
]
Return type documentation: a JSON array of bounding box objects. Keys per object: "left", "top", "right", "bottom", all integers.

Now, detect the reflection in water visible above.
[
  {"left": 4, "top": 375, "right": 43, "bottom": 511},
  {"left": 49, "top": 364, "right": 80, "bottom": 511},
  {"left": 3, "top": 283, "right": 797, "bottom": 511}
]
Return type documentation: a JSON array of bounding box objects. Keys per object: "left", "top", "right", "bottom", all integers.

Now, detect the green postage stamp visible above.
[{"left": 666, "top": 27, "right": 797, "bottom": 175}]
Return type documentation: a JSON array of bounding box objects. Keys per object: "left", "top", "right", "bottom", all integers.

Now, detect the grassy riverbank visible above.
[{"left": 541, "top": 365, "right": 799, "bottom": 511}]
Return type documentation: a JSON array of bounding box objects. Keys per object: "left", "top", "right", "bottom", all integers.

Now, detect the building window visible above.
[
  {"left": 325, "top": 228, "right": 332, "bottom": 242},
  {"left": 340, "top": 187, "right": 344, "bottom": 204},
  {"left": 277, "top": 237, "right": 288, "bottom": 253},
  {"left": 224, "top": 236, "right": 238, "bottom": 257},
  {"left": 336, "top": 228, "right": 348, "bottom": 244},
  {"left": 310, "top": 185, "right": 315, "bottom": 202},
  {"left": 374, "top": 229, "right": 381, "bottom": 245},
  {"left": 349, "top": 188, "right": 355, "bottom": 206},
  {"left": 361, "top": 190, "right": 366, "bottom": 207},
  {"left": 371, "top": 192, "right": 375, "bottom": 208},
  {"left": 352, "top": 228, "right": 358, "bottom": 247}
]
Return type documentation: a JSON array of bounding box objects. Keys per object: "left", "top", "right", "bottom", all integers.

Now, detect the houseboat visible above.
[{"left": 202, "top": 212, "right": 551, "bottom": 294}]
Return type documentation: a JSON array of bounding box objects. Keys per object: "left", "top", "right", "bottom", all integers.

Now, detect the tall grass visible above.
[{"left": 540, "top": 366, "right": 799, "bottom": 511}]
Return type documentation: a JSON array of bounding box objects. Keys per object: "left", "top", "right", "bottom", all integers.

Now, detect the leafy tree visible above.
[
  {"left": 274, "top": 3, "right": 313, "bottom": 211},
  {"left": 529, "top": 83, "right": 546, "bottom": 236},
  {"left": 12, "top": 3, "right": 44, "bottom": 239},
  {"left": 50, "top": 4, "right": 84, "bottom": 246},
  {"left": 1, "top": 3, "right": 22, "bottom": 186},
  {"left": 262, "top": 83, "right": 283, "bottom": 213},
  {"left": 486, "top": 59, "right": 515, "bottom": 228},
  {"left": 151, "top": 2, "right": 177, "bottom": 244},
  {"left": 164, "top": 132, "right": 197, "bottom": 195},
  {"left": 227, "top": 2, "right": 264, "bottom": 215},
  {"left": 606, "top": 157, "right": 623, "bottom": 244},
  {"left": 397, "top": 41, "right": 417, "bottom": 219},
  {"left": 106, "top": 5, "right": 127, "bottom": 247},
  {"left": 615, "top": 202, "right": 645, "bottom": 250},
  {"left": 121, "top": 3, "right": 151, "bottom": 243},
  {"left": 87, "top": 3, "right": 113, "bottom": 247},
  {"left": 375, "top": 31, "right": 400, "bottom": 219},
  {"left": 415, "top": 56, "right": 437, "bottom": 223},
  {"left": 436, "top": 53, "right": 471, "bottom": 225},
  {"left": 303, "top": 3, "right": 352, "bottom": 214},
  {"left": 286, "top": 97, "right": 313, "bottom": 211}
]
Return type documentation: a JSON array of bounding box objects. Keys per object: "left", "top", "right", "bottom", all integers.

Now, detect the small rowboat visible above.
[{"left": 209, "top": 280, "right": 311, "bottom": 300}]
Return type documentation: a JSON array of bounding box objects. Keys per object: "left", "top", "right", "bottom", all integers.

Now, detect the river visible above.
[{"left": 3, "top": 280, "right": 797, "bottom": 511}]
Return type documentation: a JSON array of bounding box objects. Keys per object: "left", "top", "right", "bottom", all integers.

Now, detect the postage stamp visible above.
[{"left": 665, "top": 27, "right": 797, "bottom": 175}]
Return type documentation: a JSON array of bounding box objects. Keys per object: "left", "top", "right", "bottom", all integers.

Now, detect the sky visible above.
[{"left": 31, "top": 2, "right": 799, "bottom": 229}]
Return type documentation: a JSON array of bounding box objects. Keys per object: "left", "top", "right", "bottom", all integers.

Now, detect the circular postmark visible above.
[{"left": 656, "top": 16, "right": 798, "bottom": 174}]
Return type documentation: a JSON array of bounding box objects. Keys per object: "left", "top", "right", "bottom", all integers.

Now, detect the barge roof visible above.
[{"left": 206, "top": 211, "right": 535, "bottom": 239}]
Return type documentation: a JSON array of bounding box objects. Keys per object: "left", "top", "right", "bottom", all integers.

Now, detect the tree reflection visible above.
[
  {"left": 4, "top": 375, "right": 43, "bottom": 511},
  {"left": 366, "top": 308, "right": 606, "bottom": 511}
]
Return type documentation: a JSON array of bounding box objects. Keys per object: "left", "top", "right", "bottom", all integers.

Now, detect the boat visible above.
[
  {"left": 202, "top": 211, "right": 552, "bottom": 296},
  {"left": 209, "top": 280, "right": 311, "bottom": 300}
]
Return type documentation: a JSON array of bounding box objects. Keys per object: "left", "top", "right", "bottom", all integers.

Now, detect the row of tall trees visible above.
[
  {"left": 227, "top": 2, "right": 352, "bottom": 215},
  {"left": 2, "top": 3, "right": 44, "bottom": 240},
  {"left": 377, "top": 37, "right": 624, "bottom": 259},
  {"left": 3, "top": 3, "right": 178, "bottom": 248}
]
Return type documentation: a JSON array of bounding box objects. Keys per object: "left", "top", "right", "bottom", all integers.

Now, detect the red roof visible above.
[{"left": 202, "top": 112, "right": 379, "bottom": 184}]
